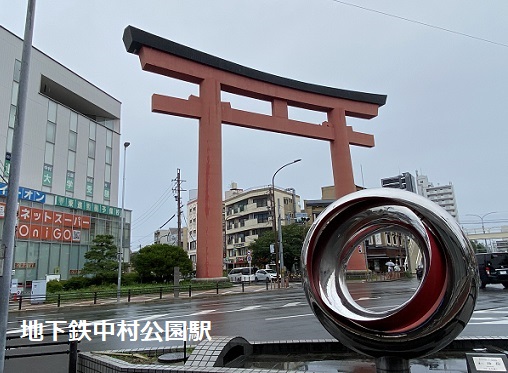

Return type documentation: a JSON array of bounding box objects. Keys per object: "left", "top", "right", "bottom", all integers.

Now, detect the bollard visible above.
[
  {"left": 216, "top": 282, "right": 219, "bottom": 295},
  {"left": 18, "top": 295, "right": 22, "bottom": 310},
  {"left": 266, "top": 280, "right": 269, "bottom": 290},
  {"left": 241, "top": 281, "right": 245, "bottom": 292},
  {"left": 184, "top": 340, "right": 187, "bottom": 362},
  {"left": 68, "top": 340, "right": 78, "bottom": 373},
  {"left": 159, "top": 287, "right": 163, "bottom": 299},
  {"left": 188, "top": 285, "right": 192, "bottom": 297},
  {"left": 93, "top": 292, "right": 97, "bottom": 304},
  {"left": 128, "top": 289, "right": 131, "bottom": 303},
  {"left": 57, "top": 294, "right": 61, "bottom": 308}
]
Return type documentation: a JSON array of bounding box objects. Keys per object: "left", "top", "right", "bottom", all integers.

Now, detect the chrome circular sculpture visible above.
[{"left": 302, "top": 188, "right": 478, "bottom": 359}]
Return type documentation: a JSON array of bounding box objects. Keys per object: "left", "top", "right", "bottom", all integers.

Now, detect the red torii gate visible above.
[{"left": 123, "top": 26, "right": 386, "bottom": 279}]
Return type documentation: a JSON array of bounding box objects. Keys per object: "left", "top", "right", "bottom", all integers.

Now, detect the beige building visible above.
[{"left": 224, "top": 183, "right": 300, "bottom": 269}]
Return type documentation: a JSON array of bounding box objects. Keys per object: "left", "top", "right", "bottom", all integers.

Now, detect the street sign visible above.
[{"left": 247, "top": 255, "right": 252, "bottom": 262}]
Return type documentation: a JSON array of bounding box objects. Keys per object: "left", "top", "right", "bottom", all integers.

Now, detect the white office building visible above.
[{"left": 0, "top": 26, "right": 129, "bottom": 289}]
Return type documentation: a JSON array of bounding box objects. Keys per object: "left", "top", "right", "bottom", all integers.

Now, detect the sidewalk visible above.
[{"left": 8, "top": 281, "right": 298, "bottom": 313}]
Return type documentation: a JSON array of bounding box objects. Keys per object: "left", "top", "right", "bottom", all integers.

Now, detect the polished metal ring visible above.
[{"left": 302, "top": 188, "right": 478, "bottom": 359}]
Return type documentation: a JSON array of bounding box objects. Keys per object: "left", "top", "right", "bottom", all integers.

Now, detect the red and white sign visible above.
[{"left": 16, "top": 224, "right": 81, "bottom": 242}]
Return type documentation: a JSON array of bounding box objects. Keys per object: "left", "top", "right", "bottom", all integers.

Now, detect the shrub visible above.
[
  {"left": 46, "top": 279, "right": 64, "bottom": 293},
  {"left": 122, "top": 272, "right": 139, "bottom": 286},
  {"left": 63, "top": 276, "right": 91, "bottom": 290}
]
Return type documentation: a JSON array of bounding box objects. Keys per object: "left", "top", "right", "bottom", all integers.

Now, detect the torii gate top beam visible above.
[{"left": 123, "top": 26, "right": 386, "bottom": 119}]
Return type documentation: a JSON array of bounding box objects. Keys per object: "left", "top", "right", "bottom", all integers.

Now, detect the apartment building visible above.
[
  {"left": 416, "top": 173, "right": 458, "bottom": 219},
  {"left": 223, "top": 183, "right": 300, "bottom": 269}
]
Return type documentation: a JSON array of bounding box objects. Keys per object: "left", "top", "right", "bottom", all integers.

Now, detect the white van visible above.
[{"left": 227, "top": 267, "right": 258, "bottom": 283}]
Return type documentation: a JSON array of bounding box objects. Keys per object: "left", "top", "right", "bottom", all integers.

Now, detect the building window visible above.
[
  {"left": 88, "top": 140, "right": 96, "bottom": 158},
  {"left": 69, "top": 132, "right": 77, "bottom": 152},
  {"left": 46, "top": 121, "right": 56, "bottom": 143}
]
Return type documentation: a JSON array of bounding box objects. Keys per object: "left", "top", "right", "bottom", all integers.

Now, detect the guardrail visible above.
[
  {"left": 6, "top": 332, "right": 79, "bottom": 373},
  {"left": 9, "top": 281, "right": 274, "bottom": 310}
]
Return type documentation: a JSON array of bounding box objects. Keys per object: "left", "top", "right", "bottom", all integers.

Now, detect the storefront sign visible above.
[
  {"left": 65, "top": 171, "right": 75, "bottom": 192},
  {"left": 42, "top": 164, "right": 53, "bottom": 186},
  {"left": 55, "top": 195, "right": 121, "bottom": 216},
  {"left": 14, "top": 262, "right": 36, "bottom": 269},
  {"left": 17, "top": 205, "right": 91, "bottom": 229},
  {"left": 16, "top": 224, "right": 81, "bottom": 242},
  {"left": 0, "top": 183, "right": 46, "bottom": 203}
]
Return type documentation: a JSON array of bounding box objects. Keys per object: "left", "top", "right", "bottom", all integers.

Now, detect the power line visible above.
[
  {"left": 131, "top": 186, "right": 174, "bottom": 229},
  {"left": 330, "top": 0, "right": 508, "bottom": 48}
]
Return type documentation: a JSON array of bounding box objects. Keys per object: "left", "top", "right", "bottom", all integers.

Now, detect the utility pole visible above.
[
  {"left": 172, "top": 169, "right": 186, "bottom": 248},
  {"left": 0, "top": 2, "right": 36, "bottom": 371}
]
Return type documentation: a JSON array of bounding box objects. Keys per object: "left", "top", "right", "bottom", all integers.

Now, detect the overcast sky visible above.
[{"left": 1, "top": 1, "right": 507, "bottom": 249}]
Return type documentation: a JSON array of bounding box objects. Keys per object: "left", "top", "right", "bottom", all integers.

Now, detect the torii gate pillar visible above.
[{"left": 123, "top": 26, "right": 387, "bottom": 279}]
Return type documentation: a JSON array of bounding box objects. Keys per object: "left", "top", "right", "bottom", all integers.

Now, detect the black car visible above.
[{"left": 476, "top": 252, "right": 508, "bottom": 289}]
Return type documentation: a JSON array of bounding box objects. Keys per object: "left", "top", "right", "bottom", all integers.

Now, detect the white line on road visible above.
[
  {"left": 282, "top": 302, "right": 302, "bottom": 307},
  {"left": 188, "top": 310, "right": 217, "bottom": 316},
  {"left": 136, "top": 314, "right": 169, "bottom": 322},
  {"left": 356, "top": 297, "right": 381, "bottom": 301},
  {"left": 237, "top": 305, "right": 263, "bottom": 311},
  {"left": 266, "top": 313, "right": 313, "bottom": 321}
]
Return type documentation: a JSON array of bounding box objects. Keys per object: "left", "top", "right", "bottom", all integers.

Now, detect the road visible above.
[{"left": 4, "top": 278, "right": 508, "bottom": 372}]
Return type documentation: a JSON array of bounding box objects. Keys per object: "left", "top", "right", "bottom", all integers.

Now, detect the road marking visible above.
[
  {"left": 237, "top": 305, "right": 262, "bottom": 311},
  {"left": 188, "top": 310, "right": 216, "bottom": 316},
  {"left": 136, "top": 314, "right": 169, "bottom": 322},
  {"left": 282, "top": 302, "right": 301, "bottom": 307},
  {"left": 468, "top": 320, "right": 508, "bottom": 325},
  {"left": 356, "top": 297, "right": 380, "bottom": 301},
  {"left": 266, "top": 313, "right": 313, "bottom": 321}
]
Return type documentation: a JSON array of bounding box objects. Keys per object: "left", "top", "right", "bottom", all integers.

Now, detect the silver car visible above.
[{"left": 255, "top": 269, "right": 277, "bottom": 282}]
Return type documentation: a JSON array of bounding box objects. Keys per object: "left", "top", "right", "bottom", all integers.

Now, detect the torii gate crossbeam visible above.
[{"left": 123, "top": 26, "right": 387, "bottom": 279}]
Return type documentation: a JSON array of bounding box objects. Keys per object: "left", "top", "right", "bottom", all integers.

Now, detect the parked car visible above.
[
  {"left": 227, "top": 267, "right": 258, "bottom": 283},
  {"left": 416, "top": 264, "right": 424, "bottom": 280},
  {"left": 476, "top": 252, "right": 508, "bottom": 289},
  {"left": 255, "top": 269, "right": 277, "bottom": 282}
]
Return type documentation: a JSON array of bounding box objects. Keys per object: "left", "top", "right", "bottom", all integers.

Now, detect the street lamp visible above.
[
  {"left": 466, "top": 211, "right": 498, "bottom": 250},
  {"left": 271, "top": 159, "right": 301, "bottom": 288},
  {"left": 117, "top": 141, "right": 130, "bottom": 302}
]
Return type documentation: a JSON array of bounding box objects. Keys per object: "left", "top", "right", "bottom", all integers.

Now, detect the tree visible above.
[
  {"left": 470, "top": 240, "right": 487, "bottom": 254},
  {"left": 82, "top": 234, "right": 118, "bottom": 283},
  {"left": 250, "top": 224, "right": 309, "bottom": 273},
  {"left": 132, "top": 243, "right": 193, "bottom": 283}
]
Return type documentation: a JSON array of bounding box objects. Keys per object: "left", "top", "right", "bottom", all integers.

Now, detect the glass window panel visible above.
[
  {"left": 70, "top": 111, "right": 78, "bottom": 132},
  {"left": 89, "top": 121, "right": 96, "bottom": 140},
  {"left": 59, "top": 245, "right": 70, "bottom": 280},
  {"left": 46, "top": 122, "right": 56, "bottom": 143},
  {"left": 48, "top": 244, "right": 61, "bottom": 275},
  {"left": 105, "top": 164, "right": 111, "bottom": 182},
  {"left": 8, "top": 105, "right": 16, "bottom": 128},
  {"left": 11, "top": 82, "right": 19, "bottom": 106},
  {"left": 25, "top": 242, "right": 38, "bottom": 281},
  {"left": 44, "top": 143, "right": 54, "bottom": 164},
  {"left": 48, "top": 101, "right": 57, "bottom": 123},
  {"left": 67, "top": 150, "right": 75, "bottom": 171},
  {"left": 14, "top": 241, "right": 28, "bottom": 263},
  {"left": 37, "top": 244, "right": 50, "bottom": 279},
  {"left": 7, "top": 128, "right": 13, "bottom": 153},
  {"left": 69, "top": 246, "right": 79, "bottom": 273},
  {"left": 69, "top": 131, "right": 77, "bottom": 151},
  {"left": 105, "top": 147, "right": 112, "bottom": 164},
  {"left": 13, "top": 59, "right": 21, "bottom": 82},
  {"left": 78, "top": 246, "right": 87, "bottom": 270},
  {"left": 106, "top": 130, "right": 113, "bottom": 147},
  {"left": 88, "top": 140, "right": 95, "bottom": 158},
  {"left": 87, "top": 158, "right": 94, "bottom": 177}
]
